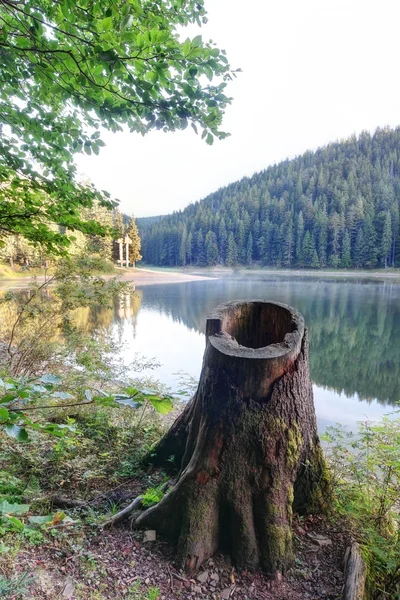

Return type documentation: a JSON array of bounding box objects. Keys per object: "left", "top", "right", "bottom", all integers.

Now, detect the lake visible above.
[
  {"left": 2, "top": 275, "right": 398, "bottom": 432},
  {"left": 100, "top": 275, "right": 400, "bottom": 433}
]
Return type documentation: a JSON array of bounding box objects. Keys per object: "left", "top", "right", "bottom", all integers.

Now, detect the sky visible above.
[{"left": 75, "top": 0, "right": 400, "bottom": 218}]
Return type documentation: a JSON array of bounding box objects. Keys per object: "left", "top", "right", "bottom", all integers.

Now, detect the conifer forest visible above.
[{"left": 139, "top": 127, "right": 400, "bottom": 269}]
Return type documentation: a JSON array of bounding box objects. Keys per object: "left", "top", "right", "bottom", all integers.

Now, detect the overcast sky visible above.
[{"left": 75, "top": 0, "right": 400, "bottom": 218}]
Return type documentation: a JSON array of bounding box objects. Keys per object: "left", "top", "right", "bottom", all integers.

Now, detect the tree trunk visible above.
[{"left": 136, "top": 301, "right": 328, "bottom": 578}]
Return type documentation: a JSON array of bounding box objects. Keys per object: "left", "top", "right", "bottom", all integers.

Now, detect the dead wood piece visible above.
[
  {"left": 343, "top": 542, "right": 367, "bottom": 600},
  {"left": 26, "top": 494, "right": 85, "bottom": 509}
]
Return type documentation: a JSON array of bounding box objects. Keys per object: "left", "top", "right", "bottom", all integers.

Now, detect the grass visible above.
[{"left": 0, "top": 402, "right": 168, "bottom": 599}]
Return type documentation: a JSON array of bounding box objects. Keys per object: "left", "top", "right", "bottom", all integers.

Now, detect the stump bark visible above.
[{"left": 136, "top": 301, "right": 328, "bottom": 577}]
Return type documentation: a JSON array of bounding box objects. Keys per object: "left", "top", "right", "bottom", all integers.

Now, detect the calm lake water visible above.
[
  {"left": 3, "top": 275, "right": 399, "bottom": 432},
  {"left": 106, "top": 276, "right": 400, "bottom": 433}
]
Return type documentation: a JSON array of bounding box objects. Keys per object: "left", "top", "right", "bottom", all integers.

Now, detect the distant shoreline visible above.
[
  {"left": 1, "top": 265, "right": 400, "bottom": 290},
  {"left": 0, "top": 266, "right": 215, "bottom": 289},
  {"left": 136, "top": 265, "right": 400, "bottom": 283}
]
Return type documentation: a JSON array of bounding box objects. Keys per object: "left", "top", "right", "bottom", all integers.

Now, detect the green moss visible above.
[
  {"left": 286, "top": 485, "right": 294, "bottom": 521},
  {"left": 264, "top": 523, "right": 293, "bottom": 573},
  {"left": 286, "top": 422, "right": 303, "bottom": 469},
  {"left": 309, "top": 446, "right": 332, "bottom": 513}
]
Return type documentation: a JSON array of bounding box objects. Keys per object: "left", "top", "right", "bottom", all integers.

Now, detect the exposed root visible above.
[
  {"left": 101, "top": 481, "right": 172, "bottom": 529},
  {"left": 101, "top": 496, "right": 143, "bottom": 529}
]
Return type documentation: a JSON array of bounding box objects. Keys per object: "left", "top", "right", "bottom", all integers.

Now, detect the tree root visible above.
[
  {"left": 101, "top": 496, "right": 143, "bottom": 529},
  {"left": 101, "top": 481, "right": 172, "bottom": 529}
]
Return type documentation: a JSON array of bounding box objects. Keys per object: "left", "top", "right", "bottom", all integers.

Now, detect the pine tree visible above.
[
  {"left": 114, "top": 209, "right": 125, "bottom": 237},
  {"left": 296, "top": 212, "right": 304, "bottom": 265},
  {"left": 186, "top": 232, "right": 193, "bottom": 266},
  {"left": 341, "top": 230, "right": 351, "bottom": 268},
  {"left": 205, "top": 231, "right": 219, "bottom": 265},
  {"left": 354, "top": 229, "right": 365, "bottom": 268},
  {"left": 283, "top": 219, "right": 294, "bottom": 267},
  {"left": 180, "top": 225, "right": 187, "bottom": 266},
  {"left": 127, "top": 216, "right": 142, "bottom": 267},
  {"left": 302, "top": 231, "right": 316, "bottom": 267},
  {"left": 381, "top": 212, "right": 392, "bottom": 268},
  {"left": 226, "top": 232, "right": 238, "bottom": 266},
  {"left": 196, "top": 229, "right": 206, "bottom": 267},
  {"left": 246, "top": 232, "right": 253, "bottom": 265}
]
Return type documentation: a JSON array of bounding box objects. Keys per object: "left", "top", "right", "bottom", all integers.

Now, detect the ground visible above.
[{"left": 0, "top": 475, "right": 350, "bottom": 600}]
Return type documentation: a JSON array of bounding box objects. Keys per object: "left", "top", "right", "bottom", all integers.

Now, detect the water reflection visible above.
[
  {"left": 136, "top": 278, "right": 400, "bottom": 407},
  {"left": 2, "top": 277, "right": 399, "bottom": 430}
]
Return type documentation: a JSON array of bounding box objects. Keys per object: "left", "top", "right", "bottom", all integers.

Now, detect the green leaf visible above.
[
  {"left": 52, "top": 391, "right": 74, "bottom": 400},
  {"left": 125, "top": 386, "right": 139, "bottom": 397},
  {"left": 0, "top": 407, "right": 9, "bottom": 422},
  {"left": 4, "top": 425, "right": 29, "bottom": 442},
  {"left": 29, "top": 512, "right": 65, "bottom": 526},
  {"left": 0, "top": 500, "right": 30, "bottom": 515},
  {"left": 99, "top": 17, "right": 113, "bottom": 31},
  {"left": 149, "top": 397, "right": 173, "bottom": 415},
  {"left": 40, "top": 374, "right": 61, "bottom": 385}
]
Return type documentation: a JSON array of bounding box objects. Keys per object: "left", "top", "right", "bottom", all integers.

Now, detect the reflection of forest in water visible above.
[
  {"left": 137, "top": 278, "right": 400, "bottom": 406},
  {"left": 0, "top": 288, "right": 143, "bottom": 347},
  {"left": 2, "top": 278, "right": 399, "bottom": 406},
  {"left": 72, "top": 290, "right": 143, "bottom": 342}
]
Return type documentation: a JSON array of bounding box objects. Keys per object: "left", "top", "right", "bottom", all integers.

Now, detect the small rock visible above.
[
  {"left": 306, "top": 532, "right": 332, "bottom": 547},
  {"left": 143, "top": 530, "right": 156, "bottom": 542},
  {"left": 197, "top": 570, "right": 209, "bottom": 583},
  {"left": 62, "top": 580, "right": 75, "bottom": 599},
  {"left": 211, "top": 573, "right": 219, "bottom": 582},
  {"left": 193, "top": 585, "right": 202, "bottom": 593},
  {"left": 220, "top": 588, "right": 232, "bottom": 599},
  {"left": 295, "top": 526, "right": 306, "bottom": 535}
]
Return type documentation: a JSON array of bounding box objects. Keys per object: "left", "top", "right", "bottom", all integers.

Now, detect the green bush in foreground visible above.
[{"left": 323, "top": 415, "right": 400, "bottom": 599}]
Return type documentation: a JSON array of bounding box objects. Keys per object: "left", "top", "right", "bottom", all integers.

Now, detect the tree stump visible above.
[{"left": 136, "top": 301, "right": 328, "bottom": 578}]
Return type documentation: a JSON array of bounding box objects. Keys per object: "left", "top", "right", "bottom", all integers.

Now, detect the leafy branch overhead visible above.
[{"left": 0, "top": 0, "right": 235, "bottom": 250}]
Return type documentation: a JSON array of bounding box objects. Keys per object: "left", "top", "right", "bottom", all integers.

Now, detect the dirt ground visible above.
[{"left": 2, "top": 501, "right": 350, "bottom": 600}]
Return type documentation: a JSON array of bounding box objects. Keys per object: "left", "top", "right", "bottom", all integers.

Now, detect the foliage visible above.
[
  {"left": 0, "top": 373, "right": 174, "bottom": 442},
  {"left": 0, "top": 0, "right": 234, "bottom": 252},
  {"left": 127, "top": 216, "right": 142, "bottom": 266},
  {"left": 323, "top": 416, "right": 400, "bottom": 599},
  {"left": 139, "top": 127, "right": 400, "bottom": 269},
  {"left": 141, "top": 483, "right": 166, "bottom": 507},
  {"left": 128, "top": 582, "right": 160, "bottom": 600},
  {"left": 0, "top": 572, "right": 34, "bottom": 599},
  {"left": 0, "top": 256, "right": 128, "bottom": 376}
]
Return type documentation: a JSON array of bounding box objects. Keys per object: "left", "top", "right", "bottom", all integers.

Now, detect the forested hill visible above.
[{"left": 138, "top": 127, "right": 400, "bottom": 269}]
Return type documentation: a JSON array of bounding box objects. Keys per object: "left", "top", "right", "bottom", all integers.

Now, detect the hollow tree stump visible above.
[{"left": 136, "top": 301, "right": 328, "bottom": 578}]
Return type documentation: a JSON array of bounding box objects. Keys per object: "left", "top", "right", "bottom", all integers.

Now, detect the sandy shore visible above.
[
  {"left": 118, "top": 267, "right": 215, "bottom": 286},
  {"left": 0, "top": 267, "right": 215, "bottom": 290}
]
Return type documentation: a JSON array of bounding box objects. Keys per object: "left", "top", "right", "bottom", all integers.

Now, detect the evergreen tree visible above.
[
  {"left": 196, "top": 229, "right": 206, "bottom": 267},
  {"left": 296, "top": 212, "right": 304, "bottom": 264},
  {"left": 180, "top": 226, "right": 187, "bottom": 266},
  {"left": 246, "top": 232, "right": 253, "bottom": 265},
  {"left": 354, "top": 229, "right": 366, "bottom": 268},
  {"left": 226, "top": 232, "right": 238, "bottom": 266},
  {"left": 381, "top": 212, "right": 392, "bottom": 268},
  {"left": 302, "top": 231, "right": 316, "bottom": 267},
  {"left": 341, "top": 230, "right": 351, "bottom": 268},
  {"left": 205, "top": 231, "right": 219, "bottom": 265},
  {"left": 127, "top": 217, "right": 142, "bottom": 267}
]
